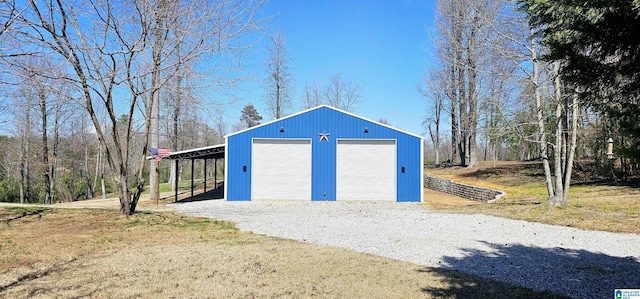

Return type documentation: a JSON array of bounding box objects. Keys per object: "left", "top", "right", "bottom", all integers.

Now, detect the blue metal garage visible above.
[{"left": 224, "top": 105, "right": 424, "bottom": 202}]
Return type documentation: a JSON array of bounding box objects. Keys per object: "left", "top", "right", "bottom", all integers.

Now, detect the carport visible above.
[{"left": 163, "top": 144, "right": 225, "bottom": 202}]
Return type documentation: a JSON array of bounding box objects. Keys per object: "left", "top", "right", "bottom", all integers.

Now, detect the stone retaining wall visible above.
[{"left": 424, "top": 175, "right": 505, "bottom": 203}]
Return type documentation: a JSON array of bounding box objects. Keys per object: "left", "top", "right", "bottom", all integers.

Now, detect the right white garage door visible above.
[{"left": 336, "top": 139, "right": 396, "bottom": 200}]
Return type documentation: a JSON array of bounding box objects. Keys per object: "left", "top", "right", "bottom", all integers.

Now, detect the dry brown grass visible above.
[
  {"left": 0, "top": 207, "right": 566, "bottom": 298},
  {"left": 424, "top": 161, "right": 640, "bottom": 234}
]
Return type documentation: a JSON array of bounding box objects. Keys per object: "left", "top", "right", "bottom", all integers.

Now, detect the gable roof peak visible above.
[{"left": 224, "top": 104, "right": 423, "bottom": 140}]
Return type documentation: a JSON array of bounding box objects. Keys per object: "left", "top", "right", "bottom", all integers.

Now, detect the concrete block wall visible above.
[{"left": 424, "top": 174, "right": 505, "bottom": 203}]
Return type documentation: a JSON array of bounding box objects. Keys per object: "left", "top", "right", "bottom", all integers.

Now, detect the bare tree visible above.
[
  {"left": 322, "top": 73, "right": 362, "bottom": 111},
  {"left": 377, "top": 118, "right": 391, "bottom": 125},
  {"left": 148, "top": 0, "right": 174, "bottom": 202},
  {"left": 145, "top": 0, "right": 265, "bottom": 200},
  {"left": 528, "top": 31, "right": 556, "bottom": 199},
  {"left": 547, "top": 63, "right": 579, "bottom": 207},
  {"left": 17, "top": 89, "right": 32, "bottom": 204},
  {"left": 20, "top": 58, "right": 63, "bottom": 204},
  {"left": 302, "top": 77, "right": 322, "bottom": 109},
  {"left": 8, "top": 0, "right": 153, "bottom": 213},
  {"left": 7, "top": 0, "right": 264, "bottom": 214},
  {"left": 36, "top": 72, "right": 52, "bottom": 205},
  {"left": 164, "top": 47, "right": 189, "bottom": 191},
  {"left": 419, "top": 70, "right": 446, "bottom": 165},
  {"left": 0, "top": 0, "right": 29, "bottom": 39},
  {"left": 264, "top": 29, "right": 293, "bottom": 119},
  {"left": 76, "top": 113, "right": 95, "bottom": 199},
  {"left": 465, "top": 0, "right": 580, "bottom": 206},
  {"left": 432, "top": 0, "right": 499, "bottom": 167}
]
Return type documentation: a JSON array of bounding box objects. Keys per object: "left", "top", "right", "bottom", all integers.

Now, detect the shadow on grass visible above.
[
  {"left": 571, "top": 178, "right": 640, "bottom": 189},
  {"left": 0, "top": 258, "right": 101, "bottom": 297},
  {"left": 418, "top": 267, "right": 569, "bottom": 299},
  {"left": 492, "top": 201, "right": 543, "bottom": 206},
  {"left": 0, "top": 258, "right": 102, "bottom": 298},
  {"left": 0, "top": 207, "right": 50, "bottom": 223},
  {"left": 460, "top": 163, "right": 544, "bottom": 179},
  {"left": 422, "top": 242, "right": 640, "bottom": 299}
]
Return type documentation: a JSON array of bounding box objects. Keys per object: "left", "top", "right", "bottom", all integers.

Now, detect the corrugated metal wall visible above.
[{"left": 225, "top": 106, "right": 423, "bottom": 202}]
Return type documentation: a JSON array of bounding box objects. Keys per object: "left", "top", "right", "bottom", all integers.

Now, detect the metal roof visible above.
[
  {"left": 224, "top": 105, "right": 425, "bottom": 140},
  {"left": 164, "top": 144, "right": 225, "bottom": 160}
]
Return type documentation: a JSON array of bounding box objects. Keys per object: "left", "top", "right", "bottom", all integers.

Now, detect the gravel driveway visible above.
[{"left": 174, "top": 200, "right": 640, "bottom": 299}]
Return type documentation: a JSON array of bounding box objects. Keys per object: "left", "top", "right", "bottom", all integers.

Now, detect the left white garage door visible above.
[{"left": 252, "top": 139, "right": 312, "bottom": 200}]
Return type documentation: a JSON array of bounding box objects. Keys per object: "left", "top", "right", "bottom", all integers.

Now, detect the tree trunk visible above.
[
  {"left": 549, "top": 62, "right": 567, "bottom": 207},
  {"left": 531, "top": 30, "right": 555, "bottom": 198},
  {"left": 448, "top": 0, "right": 463, "bottom": 166},
  {"left": 94, "top": 147, "right": 106, "bottom": 199},
  {"left": 149, "top": 0, "right": 170, "bottom": 202},
  {"left": 149, "top": 83, "right": 160, "bottom": 201},
  {"left": 450, "top": 63, "right": 460, "bottom": 165},
  {"left": 563, "top": 93, "right": 579, "bottom": 201},
  {"left": 19, "top": 104, "right": 30, "bottom": 204},
  {"left": 170, "top": 53, "right": 182, "bottom": 191},
  {"left": 552, "top": 85, "right": 565, "bottom": 205},
  {"left": 85, "top": 132, "right": 94, "bottom": 199},
  {"left": 466, "top": 12, "right": 479, "bottom": 168},
  {"left": 458, "top": 67, "right": 467, "bottom": 167},
  {"left": 434, "top": 118, "right": 440, "bottom": 165},
  {"left": 117, "top": 172, "right": 131, "bottom": 215},
  {"left": 428, "top": 120, "right": 441, "bottom": 165},
  {"left": 101, "top": 174, "right": 106, "bottom": 199},
  {"left": 39, "top": 88, "right": 52, "bottom": 205},
  {"left": 50, "top": 101, "right": 60, "bottom": 203}
]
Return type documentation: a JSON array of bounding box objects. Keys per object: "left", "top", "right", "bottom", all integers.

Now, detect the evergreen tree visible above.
[
  {"left": 240, "top": 104, "right": 262, "bottom": 128},
  {"left": 521, "top": 0, "right": 640, "bottom": 156}
]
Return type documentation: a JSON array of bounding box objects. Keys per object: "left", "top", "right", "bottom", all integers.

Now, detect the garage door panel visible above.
[
  {"left": 336, "top": 139, "right": 396, "bottom": 200},
  {"left": 252, "top": 139, "right": 311, "bottom": 200}
]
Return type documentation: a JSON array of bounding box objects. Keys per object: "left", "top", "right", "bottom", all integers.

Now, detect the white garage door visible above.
[
  {"left": 252, "top": 139, "right": 312, "bottom": 200},
  {"left": 336, "top": 139, "right": 396, "bottom": 200}
]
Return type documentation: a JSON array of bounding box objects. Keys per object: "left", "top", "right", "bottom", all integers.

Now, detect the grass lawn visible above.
[
  {"left": 142, "top": 178, "right": 212, "bottom": 194},
  {"left": 0, "top": 207, "right": 567, "bottom": 298},
  {"left": 424, "top": 161, "right": 640, "bottom": 234},
  {"left": 1, "top": 161, "right": 635, "bottom": 297}
]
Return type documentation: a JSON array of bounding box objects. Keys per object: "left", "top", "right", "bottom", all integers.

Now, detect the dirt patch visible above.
[
  {"left": 422, "top": 188, "right": 482, "bottom": 208},
  {"left": 0, "top": 192, "right": 179, "bottom": 214},
  {"left": 0, "top": 208, "right": 565, "bottom": 298}
]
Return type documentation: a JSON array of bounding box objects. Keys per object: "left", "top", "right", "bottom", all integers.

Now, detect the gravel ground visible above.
[{"left": 174, "top": 200, "right": 640, "bottom": 299}]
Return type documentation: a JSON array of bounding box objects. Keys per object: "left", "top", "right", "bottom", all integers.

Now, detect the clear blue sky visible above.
[{"left": 233, "top": 0, "right": 437, "bottom": 136}]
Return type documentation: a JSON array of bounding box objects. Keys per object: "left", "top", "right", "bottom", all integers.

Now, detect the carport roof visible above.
[{"left": 164, "top": 144, "right": 225, "bottom": 160}]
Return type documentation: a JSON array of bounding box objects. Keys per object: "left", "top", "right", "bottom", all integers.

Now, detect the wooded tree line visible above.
[
  {"left": 0, "top": 0, "right": 363, "bottom": 211},
  {"left": 422, "top": 0, "right": 640, "bottom": 206},
  {"left": 1, "top": 0, "right": 638, "bottom": 211},
  {"left": 0, "top": 0, "right": 264, "bottom": 214}
]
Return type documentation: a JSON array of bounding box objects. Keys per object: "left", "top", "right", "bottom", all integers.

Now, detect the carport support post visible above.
[
  {"left": 174, "top": 159, "right": 179, "bottom": 202},
  {"left": 214, "top": 158, "right": 217, "bottom": 189},
  {"left": 191, "top": 159, "right": 194, "bottom": 197},
  {"left": 203, "top": 159, "right": 207, "bottom": 192}
]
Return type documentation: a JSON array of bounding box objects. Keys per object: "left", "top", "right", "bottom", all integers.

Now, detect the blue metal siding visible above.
[
  {"left": 225, "top": 136, "right": 252, "bottom": 200},
  {"left": 226, "top": 106, "right": 422, "bottom": 201},
  {"left": 312, "top": 136, "right": 336, "bottom": 200},
  {"left": 396, "top": 137, "right": 422, "bottom": 202}
]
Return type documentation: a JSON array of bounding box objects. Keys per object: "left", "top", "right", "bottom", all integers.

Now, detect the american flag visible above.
[{"left": 149, "top": 148, "right": 172, "bottom": 161}]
